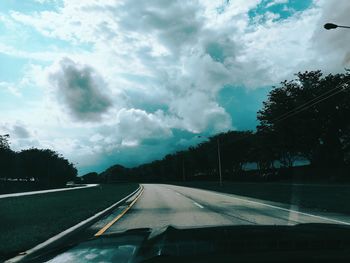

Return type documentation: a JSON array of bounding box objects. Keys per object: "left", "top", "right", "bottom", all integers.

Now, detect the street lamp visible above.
[
  {"left": 197, "top": 135, "right": 222, "bottom": 186},
  {"left": 324, "top": 23, "right": 350, "bottom": 30}
]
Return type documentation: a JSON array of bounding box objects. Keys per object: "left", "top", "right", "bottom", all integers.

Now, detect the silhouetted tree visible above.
[
  {"left": 97, "top": 71, "right": 350, "bottom": 182},
  {"left": 0, "top": 135, "right": 14, "bottom": 180},
  {"left": 258, "top": 70, "right": 350, "bottom": 177},
  {"left": 81, "top": 172, "right": 100, "bottom": 183},
  {"left": 17, "top": 148, "right": 77, "bottom": 186}
]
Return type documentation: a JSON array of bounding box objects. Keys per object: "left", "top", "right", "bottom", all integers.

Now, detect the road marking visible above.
[
  {"left": 94, "top": 186, "right": 144, "bottom": 236},
  {"left": 170, "top": 188, "right": 203, "bottom": 208},
  {"left": 228, "top": 195, "right": 350, "bottom": 225},
  {"left": 168, "top": 185, "right": 350, "bottom": 225},
  {"left": 193, "top": 202, "right": 204, "bottom": 209},
  {"left": 0, "top": 184, "right": 99, "bottom": 199}
]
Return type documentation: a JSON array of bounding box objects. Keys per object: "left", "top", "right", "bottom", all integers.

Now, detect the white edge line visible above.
[
  {"left": 193, "top": 202, "right": 204, "bottom": 209},
  {"left": 228, "top": 195, "right": 350, "bottom": 225},
  {"left": 6, "top": 185, "right": 142, "bottom": 263},
  {"left": 166, "top": 185, "right": 350, "bottom": 226},
  {"left": 0, "top": 184, "right": 99, "bottom": 199}
]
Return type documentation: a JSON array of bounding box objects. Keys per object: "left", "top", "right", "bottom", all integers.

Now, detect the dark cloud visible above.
[
  {"left": 0, "top": 123, "right": 30, "bottom": 139},
  {"left": 7, "top": 0, "right": 339, "bottom": 175},
  {"left": 116, "top": 0, "right": 202, "bottom": 55},
  {"left": 49, "top": 58, "right": 112, "bottom": 121},
  {"left": 12, "top": 124, "right": 30, "bottom": 138}
]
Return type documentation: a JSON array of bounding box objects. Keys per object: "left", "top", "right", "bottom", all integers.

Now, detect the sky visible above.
[{"left": 0, "top": 0, "right": 349, "bottom": 175}]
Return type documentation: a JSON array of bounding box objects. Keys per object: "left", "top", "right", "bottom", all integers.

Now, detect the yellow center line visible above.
[{"left": 94, "top": 186, "right": 144, "bottom": 236}]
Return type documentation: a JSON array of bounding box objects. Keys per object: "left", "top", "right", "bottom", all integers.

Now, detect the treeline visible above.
[
  {"left": 0, "top": 136, "right": 77, "bottom": 188},
  {"left": 84, "top": 70, "right": 350, "bottom": 183}
]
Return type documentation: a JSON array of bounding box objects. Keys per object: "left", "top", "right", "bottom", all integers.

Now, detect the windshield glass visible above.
[{"left": 1, "top": 0, "right": 350, "bottom": 262}]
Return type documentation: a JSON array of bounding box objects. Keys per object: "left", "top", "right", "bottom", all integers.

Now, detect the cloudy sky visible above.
[{"left": 0, "top": 0, "right": 349, "bottom": 174}]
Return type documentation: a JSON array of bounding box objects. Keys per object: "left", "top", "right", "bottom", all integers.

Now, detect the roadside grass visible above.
[
  {"left": 0, "top": 183, "right": 138, "bottom": 261},
  {"left": 0, "top": 181, "right": 65, "bottom": 195},
  {"left": 174, "top": 181, "right": 350, "bottom": 215}
]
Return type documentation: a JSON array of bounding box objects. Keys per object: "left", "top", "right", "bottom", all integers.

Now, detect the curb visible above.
[
  {"left": 0, "top": 184, "right": 99, "bottom": 199},
  {"left": 6, "top": 184, "right": 142, "bottom": 263}
]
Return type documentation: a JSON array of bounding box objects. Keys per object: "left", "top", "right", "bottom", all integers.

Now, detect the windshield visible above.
[{"left": 1, "top": 0, "right": 350, "bottom": 262}]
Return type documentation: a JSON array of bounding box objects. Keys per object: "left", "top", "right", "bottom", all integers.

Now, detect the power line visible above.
[
  {"left": 206, "top": 77, "right": 350, "bottom": 147},
  {"left": 273, "top": 85, "right": 348, "bottom": 124},
  {"left": 271, "top": 79, "right": 349, "bottom": 123}
]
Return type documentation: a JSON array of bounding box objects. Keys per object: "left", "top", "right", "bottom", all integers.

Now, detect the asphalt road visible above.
[{"left": 94, "top": 184, "right": 350, "bottom": 234}]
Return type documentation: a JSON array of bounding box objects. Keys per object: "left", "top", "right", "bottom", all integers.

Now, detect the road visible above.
[{"left": 91, "top": 184, "right": 350, "bottom": 235}]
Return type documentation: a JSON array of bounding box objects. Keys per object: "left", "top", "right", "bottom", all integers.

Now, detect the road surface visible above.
[{"left": 91, "top": 184, "right": 350, "bottom": 235}]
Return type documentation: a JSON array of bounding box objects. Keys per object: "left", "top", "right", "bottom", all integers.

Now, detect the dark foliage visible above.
[
  {"left": 92, "top": 70, "right": 350, "bottom": 183},
  {"left": 0, "top": 135, "right": 77, "bottom": 190}
]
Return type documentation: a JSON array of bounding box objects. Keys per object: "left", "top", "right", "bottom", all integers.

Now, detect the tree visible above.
[
  {"left": 81, "top": 172, "right": 100, "bottom": 183},
  {"left": 257, "top": 70, "right": 350, "bottom": 177},
  {"left": 17, "top": 148, "right": 77, "bottom": 186},
  {"left": 218, "top": 131, "right": 254, "bottom": 177},
  {"left": 97, "top": 70, "right": 350, "bottom": 182},
  {"left": 250, "top": 131, "right": 278, "bottom": 173},
  {"left": 0, "top": 135, "right": 15, "bottom": 180},
  {"left": 0, "top": 134, "right": 10, "bottom": 150}
]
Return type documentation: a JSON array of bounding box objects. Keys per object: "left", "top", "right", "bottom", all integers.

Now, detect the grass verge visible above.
[
  {"left": 0, "top": 183, "right": 138, "bottom": 260},
  {"left": 174, "top": 181, "right": 350, "bottom": 216},
  {"left": 0, "top": 181, "right": 68, "bottom": 195}
]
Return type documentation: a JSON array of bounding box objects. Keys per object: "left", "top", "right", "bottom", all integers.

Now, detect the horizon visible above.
[{"left": 1, "top": 0, "right": 349, "bottom": 175}]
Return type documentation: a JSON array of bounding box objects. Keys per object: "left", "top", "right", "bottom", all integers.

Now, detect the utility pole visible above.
[
  {"left": 197, "top": 135, "right": 223, "bottom": 186},
  {"left": 217, "top": 137, "right": 222, "bottom": 186},
  {"left": 182, "top": 159, "right": 186, "bottom": 181}
]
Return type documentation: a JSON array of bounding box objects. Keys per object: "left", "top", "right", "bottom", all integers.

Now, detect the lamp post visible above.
[
  {"left": 324, "top": 23, "right": 350, "bottom": 30},
  {"left": 197, "top": 135, "right": 222, "bottom": 186}
]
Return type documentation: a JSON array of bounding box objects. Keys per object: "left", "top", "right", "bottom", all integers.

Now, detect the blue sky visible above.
[{"left": 0, "top": 0, "right": 349, "bottom": 175}]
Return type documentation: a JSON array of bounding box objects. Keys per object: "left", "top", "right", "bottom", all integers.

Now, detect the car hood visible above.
[{"left": 25, "top": 224, "right": 350, "bottom": 263}]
